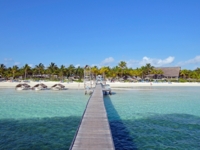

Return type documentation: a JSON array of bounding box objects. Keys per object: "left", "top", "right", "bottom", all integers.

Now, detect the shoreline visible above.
[{"left": 0, "top": 81, "right": 200, "bottom": 89}]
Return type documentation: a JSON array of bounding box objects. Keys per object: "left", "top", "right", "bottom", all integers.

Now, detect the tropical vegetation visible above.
[{"left": 0, "top": 62, "right": 200, "bottom": 82}]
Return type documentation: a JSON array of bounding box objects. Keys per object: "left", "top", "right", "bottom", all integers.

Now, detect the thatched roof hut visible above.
[
  {"left": 33, "top": 83, "right": 47, "bottom": 88},
  {"left": 155, "top": 67, "right": 181, "bottom": 78},
  {"left": 57, "top": 84, "right": 65, "bottom": 88},
  {"left": 52, "top": 84, "right": 65, "bottom": 88},
  {"left": 33, "top": 84, "right": 40, "bottom": 87},
  {"left": 23, "top": 83, "right": 31, "bottom": 88},
  {"left": 40, "top": 83, "right": 47, "bottom": 88},
  {"left": 16, "top": 84, "right": 23, "bottom": 88},
  {"left": 16, "top": 83, "right": 30, "bottom": 88}
]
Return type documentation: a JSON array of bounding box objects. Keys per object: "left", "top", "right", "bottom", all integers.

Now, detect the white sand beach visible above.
[{"left": 0, "top": 81, "right": 200, "bottom": 89}]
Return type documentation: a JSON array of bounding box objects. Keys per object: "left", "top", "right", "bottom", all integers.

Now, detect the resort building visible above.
[{"left": 146, "top": 67, "right": 181, "bottom": 80}]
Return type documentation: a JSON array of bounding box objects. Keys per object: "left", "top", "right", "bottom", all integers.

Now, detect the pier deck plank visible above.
[{"left": 70, "top": 84, "right": 115, "bottom": 150}]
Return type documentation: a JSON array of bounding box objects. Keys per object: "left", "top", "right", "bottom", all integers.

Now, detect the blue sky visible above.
[{"left": 0, "top": 0, "right": 200, "bottom": 69}]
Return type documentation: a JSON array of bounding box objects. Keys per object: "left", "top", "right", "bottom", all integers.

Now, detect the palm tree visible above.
[
  {"left": 118, "top": 61, "right": 127, "bottom": 77},
  {"left": 107, "top": 68, "right": 117, "bottom": 80},
  {"left": 129, "top": 69, "right": 138, "bottom": 77},
  {"left": 0, "top": 64, "right": 6, "bottom": 77},
  {"left": 91, "top": 66, "right": 99, "bottom": 79},
  {"left": 112, "top": 66, "right": 121, "bottom": 80},
  {"left": 145, "top": 63, "right": 154, "bottom": 75},
  {"left": 35, "top": 63, "right": 45, "bottom": 76},
  {"left": 194, "top": 68, "right": 200, "bottom": 74},
  {"left": 68, "top": 64, "right": 75, "bottom": 77},
  {"left": 151, "top": 69, "right": 163, "bottom": 75},
  {"left": 140, "top": 66, "right": 147, "bottom": 79},
  {"left": 47, "top": 62, "right": 58, "bottom": 79},
  {"left": 11, "top": 65, "right": 19, "bottom": 79},
  {"left": 99, "top": 67, "right": 109, "bottom": 79},
  {"left": 22, "top": 64, "right": 31, "bottom": 80},
  {"left": 75, "top": 66, "right": 84, "bottom": 79},
  {"left": 59, "top": 65, "right": 66, "bottom": 81},
  {"left": 190, "top": 71, "right": 198, "bottom": 80},
  {"left": 180, "top": 69, "right": 189, "bottom": 79}
]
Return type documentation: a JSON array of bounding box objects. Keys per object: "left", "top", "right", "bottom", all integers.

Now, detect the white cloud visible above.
[
  {"left": 178, "top": 55, "right": 200, "bottom": 66},
  {"left": 3, "top": 58, "right": 13, "bottom": 65},
  {"left": 127, "top": 60, "right": 138, "bottom": 68},
  {"left": 75, "top": 64, "right": 80, "bottom": 68},
  {"left": 139, "top": 56, "right": 175, "bottom": 67},
  {"left": 29, "top": 64, "right": 34, "bottom": 67},
  {"left": 4, "top": 58, "right": 13, "bottom": 61},
  {"left": 14, "top": 62, "right": 20, "bottom": 66},
  {"left": 101, "top": 57, "right": 114, "bottom": 66},
  {"left": 127, "top": 56, "right": 175, "bottom": 68}
]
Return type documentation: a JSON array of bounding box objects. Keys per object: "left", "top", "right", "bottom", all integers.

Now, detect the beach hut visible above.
[
  {"left": 155, "top": 67, "right": 181, "bottom": 80},
  {"left": 32, "top": 83, "right": 48, "bottom": 90},
  {"left": 127, "top": 77, "right": 134, "bottom": 82},
  {"left": 15, "top": 83, "right": 31, "bottom": 90},
  {"left": 51, "top": 84, "right": 66, "bottom": 90},
  {"left": 136, "top": 77, "right": 142, "bottom": 81}
]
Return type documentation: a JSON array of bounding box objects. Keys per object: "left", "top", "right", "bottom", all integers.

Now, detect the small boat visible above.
[
  {"left": 32, "top": 83, "right": 48, "bottom": 90},
  {"left": 102, "top": 84, "right": 112, "bottom": 95},
  {"left": 15, "top": 84, "right": 31, "bottom": 90},
  {"left": 51, "top": 84, "right": 66, "bottom": 90}
]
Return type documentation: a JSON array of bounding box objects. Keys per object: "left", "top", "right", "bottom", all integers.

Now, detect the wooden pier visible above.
[{"left": 70, "top": 84, "right": 115, "bottom": 150}]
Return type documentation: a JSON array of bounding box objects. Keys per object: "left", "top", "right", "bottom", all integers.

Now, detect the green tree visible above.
[
  {"left": 180, "top": 69, "right": 189, "bottom": 79},
  {"left": 47, "top": 62, "right": 58, "bottom": 79},
  {"left": 11, "top": 65, "right": 19, "bottom": 79},
  {"left": 75, "top": 66, "right": 84, "bottom": 79},
  {"left": 145, "top": 63, "right": 154, "bottom": 74},
  {"left": 99, "top": 66, "right": 109, "bottom": 79},
  {"left": 140, "top": 66, "right": 147, "bottom": 79},
  {"left": 151, "top": 69, "right": 163, "bottom": 75},
  {"left": 35, "top": 63, "right": 45, "bottom": 75},
  {"left": 59, "top": 65, "right": 66, "bottom": 81},
  {"left": 0, "top": 64, "right": 6, "bottom": 77},
  {"left": 67, "top": 64, "right": 75, "bottom": 77},
  {"left": 118, "top": 61, "right": 127, "bottom": 77},
  {"left": 22, "top": 64, "right": 31, "bottom": 80},
  {"left": 194, "top": 68, "right": 200, "bottom": 75},
  {"left": 91, "top": 66, "right": 99, "bottom": 78}
]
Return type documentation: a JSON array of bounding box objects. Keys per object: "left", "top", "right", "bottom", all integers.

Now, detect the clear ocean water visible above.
[
  {"left": 1, "top": 87, "right": 200, "bottom": 150},
  {"left": 0, "top": 89, "right": 89, "bottom": 150},
  {"left": 104, "top": 86, "right": 200, "bottom": 150}
]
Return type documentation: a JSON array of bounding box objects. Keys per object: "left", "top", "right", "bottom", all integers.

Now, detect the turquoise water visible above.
[
  {"left": 1, "top": 87, "right": 200, "bottom": 150},
  {"left": 0, "top": 89, "right": 88, "bottom": 150},
  {"left": 104, "top": 87, "right": 200, "bottom": 150}
]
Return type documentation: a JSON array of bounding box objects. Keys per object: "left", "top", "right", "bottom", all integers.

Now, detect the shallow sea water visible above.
[
  {"left": 0, "top": 89, "right": 89, "bottom": 150},
  {"left": 1, "top": 87, "right": 200, "bottom": 150},
  {"left": 104, "top": 86, "right": 200, "bottom": 150}
]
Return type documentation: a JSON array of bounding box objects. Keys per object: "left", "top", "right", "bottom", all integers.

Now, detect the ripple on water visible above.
[
  {"left": 104, "top": 87, "right": 200, "bottom": 150},
  {"left": 0, "top": 89, "right": 88, "bottom": 149}
]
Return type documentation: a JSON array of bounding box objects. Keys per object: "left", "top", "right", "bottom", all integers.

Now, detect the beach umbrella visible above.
[
  {"left": 136, "top": 77, "right": 141, "bottom": 80},
  {"left": 119, "top": 78, "right": 124, "bottom": 81},
  {"left": 16, "top": 84, "right": 22, "bottom": 87},
  {"left": 127, "top": 77, "right": 134, "bottom": 82}
]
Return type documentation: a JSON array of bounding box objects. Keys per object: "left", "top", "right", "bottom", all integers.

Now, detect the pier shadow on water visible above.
[
  {"left": 0, "top": 116, "right": 81, "bottom": 150},
  {"left": 104, "top": 96, "right": 200, "bottom": 150},
  {"left": 104, "top": 95, "right": 137, "bottom": 150}
]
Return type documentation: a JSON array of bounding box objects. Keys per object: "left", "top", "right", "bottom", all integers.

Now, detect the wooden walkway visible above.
[{"left": 70, "top": 84, "right": 115, "bottom": 150}]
